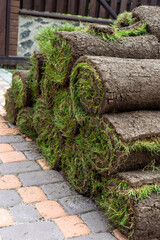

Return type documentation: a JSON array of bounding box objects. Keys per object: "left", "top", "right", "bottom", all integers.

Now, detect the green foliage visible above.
[
  {"left": 113, "top": 11, "right": 136, "bottom": 28},
  {"left": 16, "top": 107, "right": 37, "bottom": 139},
  {"left": 11, "top": 75, "right": 25, "bottom": 110}
]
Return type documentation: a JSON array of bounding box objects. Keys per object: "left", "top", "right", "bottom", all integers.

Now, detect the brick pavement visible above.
[{"left": 0, "top": 69, "right": 158, "bottom": 240}]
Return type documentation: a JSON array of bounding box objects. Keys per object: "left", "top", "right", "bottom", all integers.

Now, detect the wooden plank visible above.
[
  {"left": 34, "top": 0, "right": 45, "bottom": 11},
  {"left": 10, "top": 6, "right": 19, "bottom": 13},
  {"left": 56, "top": 0, "right": 68, "bottom": 14},
  {"left": 120, "top": 0, "right": 128, "bottom": 13},
  {"left": 67, "top": 0, "right": 79, "bottom": 15},
  {"left": 110, "top": 0, "right": 118, "bottom": 13},
  {"left": 130, "top": 0, "right": 138, "bottom": 10},
  {"left": 141, "top": 0, "right": 148, "bottom": 5},
  {"left": 78, "top": 0, "right": 89, "bottom": 16},
  {"left": 99, "top": 3, "right": 107, "bottom": 18},
  {"left": 150, "top": 0, "right": 158, "bottom": 5},
  {"left": 11, "top": 0, "right": 20, "bottom": 8},
  {"left": 45, "top": 0, "right": 57, "bottom": 12},
  {"left": 89, "top": 0, "right": 100, "bottom": 17},
  {"left": 22, "top": 0, "right": 33, "bottom": 9},
  {"left": 0, "top": 0, "right": 7, "bottom": 56}
]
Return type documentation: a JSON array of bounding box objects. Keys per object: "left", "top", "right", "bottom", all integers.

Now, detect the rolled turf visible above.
[
  {"left": 71, "top": 56, "right": 160, "bottom": 117},
  {"left": 4, "top": 88, "right": 17, "bottom": 124}
]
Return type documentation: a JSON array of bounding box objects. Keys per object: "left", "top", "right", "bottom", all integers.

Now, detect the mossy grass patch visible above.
[
  {"left": 113, "top": 11, "right": 137, "bottom": 28},
  {"left": 4, "top": 88, "right": 17, "bottom": 124},
  {"left": 16, "top": 107, "right": 38, "bottom": 139}
]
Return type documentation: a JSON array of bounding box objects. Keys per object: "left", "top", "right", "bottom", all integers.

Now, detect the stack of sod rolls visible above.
[{"left": 4, "top": 6, "right": 160, "bottom": 239}]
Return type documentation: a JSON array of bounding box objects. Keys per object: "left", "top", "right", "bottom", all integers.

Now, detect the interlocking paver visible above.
[
  {"left": 0, "top": 161, "right": 41, "bottom": 174},
  {"left": 10, "top": 204, "right": 40, "bottom": 223},
  {"left": 0, "top": 135, "right": 25, "bottom": 143},
  {"left": 11, "top": 142, "right": 37, "bottom": 151},
  {"left": 0, "top": 190, "right": 21, "bottom": 207},
  {"left": 0, "top": 208, "right": 14, "bottom": 227},
  {"left": 59, "top": 195, "right": 96, "bottom": 215},
  {"left": 37, "top": 159, "right": 52, "bottom": 170},
  {"left": 0, "top": 175, "right": 21, "bottom": 189},
  {"left": 0, "top": 144, "right": 14, "bottom": 152},
  {"left": 54, "top": 215, "right": 90, "bottom": 238},
  {"left": 0, "top": 123, "right": 9, "bottom": 129},
  {"left": 0, "top": 151, "right": 26, "bottom": 163},
  {"left": 0, "top": 128, "right": 20, "bottom": 136},
  {"left": 68, "top": 233, "right": 117, "bottom": 240},
  {"left": 80, "top": 211, "right": 109, "bottom": 233},
  {"left": 35, "top": 200, "right": 66, "bottom": 219},
  {"left": 18, "top": 186, "right": 47, "bottom": 203},
  {"left": 41, "top": 182, "right": 76, "bottom": 200},
  {"left": 0, "top": 221, "right": 64, "bottom": 240},
  {"left": 24, "top": 150, "right": 44, "bottom": 160},
  {"left": 18, "top": 170, "right": 64, "bottom": 186}
]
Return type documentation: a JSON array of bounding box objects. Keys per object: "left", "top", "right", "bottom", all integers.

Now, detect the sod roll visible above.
[
  {"left": 100, "top": 170, "right": 160, "bottom": 239},
  {"left": 11, "top": 70, "right": 32, "bottom": 110},
  {"left": 4, "top": 88, "right": 17, "bottom": 124},
  {"left": 28, "top": 53, "right": 45, "bottom": 101},
  {"left": 132, "top": 6, "right": 160, "bottom": 41},
  {"left": 16, "top": 107, "right": 37, "bottom": 139},
  {"left": 71, "top": 56, "right": 160, "bottom": 116},
  {"left": 62, "top": 112, "right": 160, "bottom": 179}
]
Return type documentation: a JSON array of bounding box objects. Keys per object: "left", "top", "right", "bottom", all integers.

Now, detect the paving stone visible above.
[
  {"left": 0, "top": 161, "right": 41, "bottom": 174},
  {"left": 0, "top": 144, "right": 14, "bottom": 152},
  {"left": 35, "top": 200, "right": 66, "bottom": 220},
  {"left": 18, "top": 186, "right": 47, "bottom": 203},
  {"left": 18, "top": 170, "right": 64, "bottom": 186},
  {"left": 113, "top": 230, "right": 127, "bottom": 240},
  {"left": 59, "top": 195, "right": 96, "bottom": 215},
  {"left": 11, "top": 142, "right": 37, "bottom": 151},
  {"left": 37, "top": 159, "right": 52, "bottom": 170},
  {"left": 0, "top": 221, "right": 63, "bottom": 240},
  {"left": 41, "top": 182, "right": 76, "bottom": 200},
  {"left": 68, "top": 232, "right": 117, "bottom": 240},
  {"left": 7, "top": 122, "right": 17, "bottom": 129},
  {"left": 80, "top": 211, "right": 109, "bottom": 233},
  {"left": 10, "top": 204, "right": 40, "bottom": 223},
  {"left": 24, "top": 150, "right": 43, "bottom": 160},
  {"left": 0, "top": 135, "right": 25, "bottom": 143},
  {"left": 54, "top": 215, "right": 90, "bottom": 238},
  {"left": 0, "top": 175, "right": 22, "bottom": 189},
  {"left": 0, "top": 208, "right": 14, "bottom": 227},
  {"left": 0, "top": 151, "right": 27, "bottom": 163},
  {"left": 0, "top": 128, "right": 20, "bottom": 135},
  {"left": 0, "top": 190, "right": 21, "bottom": 207}
]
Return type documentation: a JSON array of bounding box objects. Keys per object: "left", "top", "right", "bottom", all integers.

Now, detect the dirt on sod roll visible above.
[
  {"left": 28, "top": 53, "right": 45, "bottom": 101},
  {"left": 71, "top": 56, "right": 160, "bottom": 117},
  {"left": 16, "top": 107, "right": 37, "bottom": 139},
  {"left": 62, "top": 112, "right": 160, "bottom": 180},
  {"left": 98, "top": 170, "right": 160, "bottom": 240},
  {"left": 4, "top": 88, "right": 17, "bottom": 124},
  {"left": 36, "top": 124, "right": 64, "bottom": 169},
  {"left": 11, "top": 70, "right": 32, "bottom": 111},
  {"left": 132, "top": 6, "right": 160, "bottom": 41}
]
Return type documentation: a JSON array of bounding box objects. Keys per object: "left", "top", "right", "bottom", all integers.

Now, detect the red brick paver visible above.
[
  {"left": 37, "top": 159, "right": 52, "bottom": 170},
  {"left": 35, "top": 200, "right": 66, "bottom": 220},
  {"left": 0, "top": 144, "right": 14, "bottom": 153},
  {"left": 0, "top": 209, "right": 14, "bottom": 227},
  {"left": 0, "top": 151, "right": 26, "bottom": 163},
  {"left": 54, "top": 215, "right": 90, "bottom": 238},
  {"left": 18, "top": 187, "right": 47, "bottom": 203},
  {"left": 0, "top": 175, "right": 21, "bottom": 189}
]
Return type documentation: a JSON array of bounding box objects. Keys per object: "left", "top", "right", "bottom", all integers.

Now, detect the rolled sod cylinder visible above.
[
  {"left": 63, "top": 111, "right": 160, "bottom": 179},
  {"left": 41, "top": 32, "right": 159, "bottom": 105},
  {"left": 53, "top": 89, "right": 77, "bottom": 138},
  {"left": 33, "top": 98, "right": 54, "bottom": 135},
  {"left": 11, "top": 70, "right": 32, "bottom": 111},
  {"left": 16, "top": 107, "right": 37, "bottom": 139},
  {"left": 99, "top": 170, "right": 160, "bottom": 239},
  {"left": 36, "top": 125, "right": 64, "bottom": 170},
  {"left": 71, "top": 56, "right": 160, "bottom": 117},
  {"left": 28, "top": 53, "right": 45, "bottom": 101},
  {"left": 4, "top": 88, "right": 17, "bottom": 124},
  {"left": 132, "top": 6, "right": 160, "bottom": 41}
]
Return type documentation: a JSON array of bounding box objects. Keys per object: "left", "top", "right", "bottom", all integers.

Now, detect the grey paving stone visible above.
[
  {"left": 0, "top": 135, "right": 25, "bottom": 143},
  {"left": 59, "top": 195, "right": 96, "bottom": 215},
  {"left": 0, "top": 190, "right": 21, "bottom": 207},
  {"left": 24, "top": 150, "right": 43, "bottom": 160},
  {"left": 0, "top": 221, "right": 63, "bottom": 240},
  {"left": 18, "top": 170, "right": 64, "bottom": 186},
  {"left": 7, "top": 122, "right": 17, "bottom": 128},
  {"left": 0, "top": 161, "right": 41, "bottom": 174},
  {"left": 41, "top": 182, "right": 76, "bottom": 200},
  {"left": 80, "top": 211, "right": 109, "bottom": 233},
  {"left": 11, "top": 142, "right": 37, "bottom": 151},
  {"left": 10, "top": 204, "right": 40, "bottom": 223},
  {"left": 68, "top": 233, "right": 117, "bottom": 240}
]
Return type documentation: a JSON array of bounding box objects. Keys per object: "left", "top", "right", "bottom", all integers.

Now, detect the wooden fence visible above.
[{"left": 20, "top": 0, "right": 160, "bottom": 19}]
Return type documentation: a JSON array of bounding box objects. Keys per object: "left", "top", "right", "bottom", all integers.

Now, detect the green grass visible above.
[
  {"left": 11, "top": 75, "right": 25, "bottom": 111},
  {"left": 4, "top": 89, "right": 17, "bottom": 124}
]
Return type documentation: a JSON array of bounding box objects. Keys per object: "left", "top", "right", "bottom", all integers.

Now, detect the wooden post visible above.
[{"left": 0, "top": 0, "right": 7, "bottom": 56}]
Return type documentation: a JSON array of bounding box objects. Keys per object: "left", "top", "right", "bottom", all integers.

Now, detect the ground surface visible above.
[{"left": 0, "top": 69, "right": 118, "bottom": 240}]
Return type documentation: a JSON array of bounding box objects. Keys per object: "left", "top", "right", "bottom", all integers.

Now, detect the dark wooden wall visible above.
[
  {"left": 0, "top": 0, "right": 7, "bottom": 56},
  {"left": 20, "top": 0, "right": 160, "bottom": 19}
]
